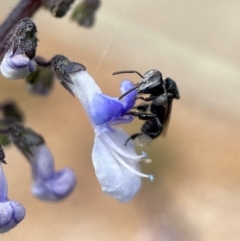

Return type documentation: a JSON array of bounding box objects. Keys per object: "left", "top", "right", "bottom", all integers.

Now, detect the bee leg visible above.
[
  {"left": 135, "top": 96, "right": 156, "bottom": 102},
  {"left": 127, "top": 111, "right": 156, "bottom": 120},
  {"left": 124, "top": 133, "right": 141, "bottom": 146},
  {"left": 131, "top": 103, "right": 149, "bottom": 112}
]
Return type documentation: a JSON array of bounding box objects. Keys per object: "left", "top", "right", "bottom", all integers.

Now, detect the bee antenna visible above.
[
  {"left": 118, "top": 86, "right": 139, "bottom": 100},
  {"left": 113, "top": 70, "right": 144, "bottom": 78}
]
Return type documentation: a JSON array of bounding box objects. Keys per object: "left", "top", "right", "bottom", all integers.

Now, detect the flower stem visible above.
[{"left": 0, "top": 0, "right": 42, "bottom": 57}]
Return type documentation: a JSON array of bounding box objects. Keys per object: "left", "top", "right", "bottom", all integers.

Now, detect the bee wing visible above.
[{"left": 161, "top": 99, "right": 173, "bottom": 137}]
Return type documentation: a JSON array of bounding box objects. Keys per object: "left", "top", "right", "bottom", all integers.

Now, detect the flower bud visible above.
[
  {"left": 49, "top": 0, "right": 75, "bottom": 17},
  {"left": 9, "top": 124, "right": 77, "bottom": 201},
  {"left": 0, "top": 18, "right": 38, "bottom": 80},
  {"left": 0, "top": 147, "right": 26, "bottom": 233},
  {"left": 26, "top": 66, "right": 54, "bottom": 95},
  {"left": 71, "top": 0, "right": 101, "bottom": 28}
]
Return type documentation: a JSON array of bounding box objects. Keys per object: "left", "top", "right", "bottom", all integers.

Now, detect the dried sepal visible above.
[
  {"left": 5, "top": 18, "right": 38, "bottom": 60},
  {"left": 49, "top": 0, "right": 75, "bottom": 17},
  {"left": 51, "top": 55, "right": 86, "bottom": 95}
]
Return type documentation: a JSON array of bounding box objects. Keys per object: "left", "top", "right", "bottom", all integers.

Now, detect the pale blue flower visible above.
[
  {"left": 90, "top": 80, "right": 136, "bottom": 126},
  {"left": 52, "top": 58, "right": 153, "bottom": 202},
  {"left": 9, "top": 124, "right": 77, "bottom": 202},
  {"left": 0, "top": 48, "right": 36, "bottom": 80},
  {"left": 0, "top": 163, "right": 26, "bottom": 233},
  {"left": 28, "top": 144, "right": 77, "bottom": 201}
]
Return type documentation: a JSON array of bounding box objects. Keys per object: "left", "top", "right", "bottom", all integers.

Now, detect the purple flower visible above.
[
  {"left": 0, "top": 163, "right": 26, "bottom": 233},
  {"left": 29, "top": 144, "right": 77, "bottom": 201},
  {"left": 90, "top": 80, "right": 136, "bottom": 126},
  {"left": 49, "top": 0, "right": 75, "bottom": 18},
  {"left": 0, "top": 48, "right": 36, "bottom": 80},
  {"left": 0, "top": 18, "right": 37, "bottom": 80},
  {"left": 9, "top": 124, "right": 77, "bottom": 202},
  {"left": 52, "top": 55, "right": 153, "bottom": 202}
]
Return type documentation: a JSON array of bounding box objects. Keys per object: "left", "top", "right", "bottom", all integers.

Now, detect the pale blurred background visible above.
[{"left": 1, "top": 0, "right": 240, "bottom": 240}]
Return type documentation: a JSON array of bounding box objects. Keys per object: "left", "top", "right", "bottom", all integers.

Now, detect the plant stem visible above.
[{"left": 0, "top": 0, "right": 42, "bottom": 57}]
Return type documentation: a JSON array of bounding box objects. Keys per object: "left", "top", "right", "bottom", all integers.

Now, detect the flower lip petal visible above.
[
  {"left": 109, "top": 115, "right": 134, "bottom": 126},
  {"left": 10, "top": 53, "right": 30, "bottom": 68},
  {"left": 0, "top": 48, "right": 36, "bottom": 80},
  {"left": 45, "top": 168, "right": 76, "bottom": 198},
  {"left": 30, "top": 144, "right": 77, "bottom": 201},
  {"left": 92, "top": 131, "right": 141, "bottom": 202},
  {"left": 0, "top": 163, "right": 26, "bottom": 233},
  {"left": 120, "top": 80, "right": 137, "bottom": 111},
  {"left": 0, "top": 200, "right": 26, "bottom": 233},
  {"left": 0, "top": 163, "right": 8, "bottom": 202},
  {"left": 31, "top": 167, "right": 76, "bottom": 201},
  {"left": 90, "top": 93, "right": 125, "bottom": 125},
  {"left": 90, "top": 80, "right": 137, "bottom": 126}
]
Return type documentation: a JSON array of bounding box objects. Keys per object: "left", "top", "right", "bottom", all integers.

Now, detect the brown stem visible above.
[{"left": 0, "top": 0, "right": 43, "bottom": 57}]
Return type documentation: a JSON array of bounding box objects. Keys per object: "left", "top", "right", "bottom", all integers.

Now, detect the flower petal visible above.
[
  {"left": 30, "top": 145, "right": 77, "bottom": 201},
  {"left": 0, "top": 49, "right": 36, "bottom": 80},
  {"left": 109, "top": 115, "right": 134, "bottom": 126},
  {"left": 31, "top": 145, "right": 55, "bottom": 180},
  {"left": 90, "top": 93, "right": 125, "bottom": 125},
  {"left": 0, "top": 163, "right": 8, "bottom": 202},
  {"left": 0, "top": 164, "right": 26, "bottom": 233},
  {"left": 31, "top": 168, "right": 76, "bottom": 201},
  {"left": 120, "top": 80, "right": 137, "bottom": 111},
  {"left": 0, "top": 200, "right": 26, "bottom": 233},
  {"left": 92, "top": 127, "right": 141, "bottom": 202}
]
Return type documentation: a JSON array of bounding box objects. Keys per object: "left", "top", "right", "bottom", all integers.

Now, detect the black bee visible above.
[
  {"left": 113, "top": 69, "right": 180, "bottom": 146},
  {"left": 0, "top": 144, "right": 7, "bottom": 164}
]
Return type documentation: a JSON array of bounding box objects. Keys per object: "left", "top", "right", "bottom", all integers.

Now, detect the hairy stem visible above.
[{"left": 0, "top": 0, "right": 42, "bottom": 57}]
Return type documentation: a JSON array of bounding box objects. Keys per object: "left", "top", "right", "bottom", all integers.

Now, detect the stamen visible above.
[
  {"left": 108, "top": 146, "right": 153, "bottom": 180},
  {"left": 102, "top": 133, "right": 146, "bottom": 160},
  {"left": 149, "top": 174, "right": 154, "bottom": 182}
]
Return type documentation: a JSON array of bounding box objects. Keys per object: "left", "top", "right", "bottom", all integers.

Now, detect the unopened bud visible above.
[
  {"left": 71, "top": 0, "right": 101, "bottom": 28},
  {"left": 49, "top": 0, "right": 75, "bottom": 17},
  {"left": 26, "top": 65, "right": 54, "bottom": 96}
]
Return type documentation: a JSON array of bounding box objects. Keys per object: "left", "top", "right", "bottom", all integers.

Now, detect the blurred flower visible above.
[
  {"left": 0, "top": 48, "right": 37, "bottom": 80},
  {"left": 0, "top": 101, "right": 24, "bottom": 146},
  {"left": 10, "top": 124, "right": 77, "bottom": 201},
  {"left": 0, "top": 18, "right": 37, "bottom": 80},
  {"left": 0, "top": 132, "right": 10, "bottom": 147},
  {"left": 26, "top": 65, "right": 54, "bottom": 95},
  {"left": 0, "top": 146, "right": 26, "bottom": 233},
  {"left": 52, "top": 55, "right": 153, "bottom": 202},
  {"left": 71, "top": 0, "right": 101, "bottom": 28},
  {"left": 49, "top": 0, "right": 75, "bottom": 17},
  {"left": 0, "top": 101, "right": 24, "bottom": 123},
  {"left": 28, "top": 144, "right": 76, "bottom": 201}
]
